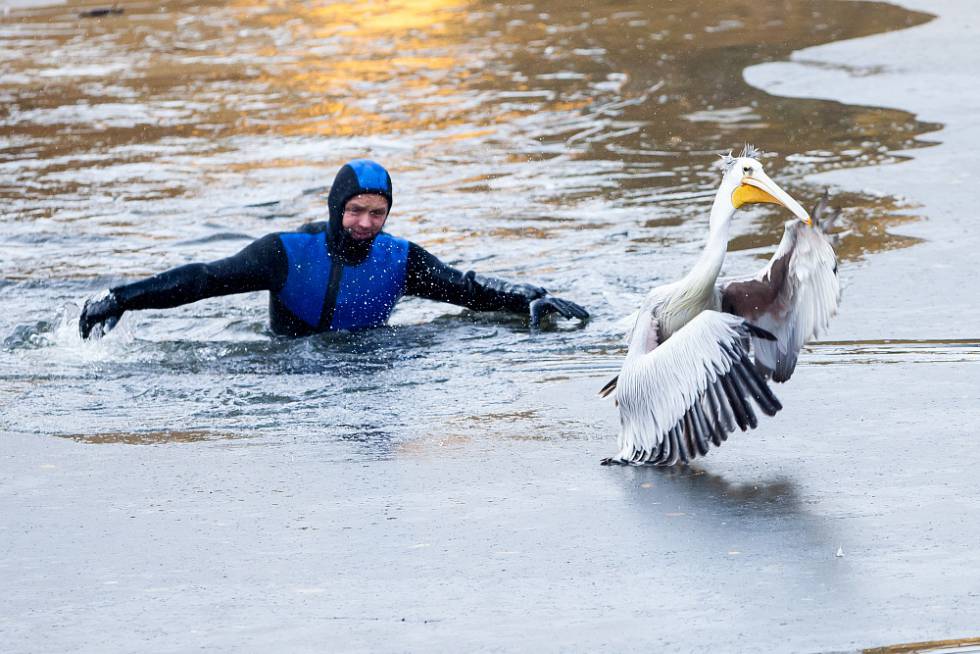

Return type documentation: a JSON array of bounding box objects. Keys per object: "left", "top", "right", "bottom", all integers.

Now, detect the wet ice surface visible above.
[
  {"left": 2, "top": 0, "right": 979, "bottom": 652},
  {"left": 4, "top": 361, "right": 980, "bottom": 653}
]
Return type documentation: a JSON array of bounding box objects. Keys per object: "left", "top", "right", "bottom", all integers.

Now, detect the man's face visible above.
[{"left": 342, "top": 193, "right": 389, "bottom": 241}]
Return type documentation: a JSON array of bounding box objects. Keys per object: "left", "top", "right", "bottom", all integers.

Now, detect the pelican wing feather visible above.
[
  {"left": 719, "top": 199, "right": 840, "bottom": 382},
  {"left": 599, "top": 288, "right": 673, "bottom": 399},
  {"left": 608, "top": 311, "right": 782, "bottom": 465}
]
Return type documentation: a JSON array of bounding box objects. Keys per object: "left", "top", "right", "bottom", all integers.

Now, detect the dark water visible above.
[{"left": 0, "top": 0, "right": 935, "bottom": 448}]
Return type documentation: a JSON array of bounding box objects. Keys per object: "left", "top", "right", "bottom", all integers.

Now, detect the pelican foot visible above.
[{"left": 600, "top": 457, "right": 627, "bottom": 466}]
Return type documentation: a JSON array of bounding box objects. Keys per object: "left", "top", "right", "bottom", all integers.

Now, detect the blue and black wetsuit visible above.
[
  {"left": 106, "top": 160, "right": 549, "bottom": 337},
  {"left": 109, "top": 222, "right": 547, "bottom": 337}
]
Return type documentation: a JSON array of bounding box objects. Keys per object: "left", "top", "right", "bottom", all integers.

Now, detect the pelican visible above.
[{"left": 599, "top": 145, "right": 840, "bottom": 466}]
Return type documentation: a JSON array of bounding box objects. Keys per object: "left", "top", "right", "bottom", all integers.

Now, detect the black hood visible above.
[{"left": 326, "top": 159, "right": 393, "bottom": 264}]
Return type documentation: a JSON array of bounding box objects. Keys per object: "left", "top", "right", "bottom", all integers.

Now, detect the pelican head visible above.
[{"left": 720, "top": 146, "right": 811, "bottom": 225}]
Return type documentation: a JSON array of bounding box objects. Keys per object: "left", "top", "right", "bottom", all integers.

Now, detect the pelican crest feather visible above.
[{"left": 721, "top": 144, "right": 764, "bottom": 172}]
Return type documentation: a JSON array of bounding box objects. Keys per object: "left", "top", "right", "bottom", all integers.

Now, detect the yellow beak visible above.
[{"left": 731, "top": 173, "right": 811, "bottom": 225}]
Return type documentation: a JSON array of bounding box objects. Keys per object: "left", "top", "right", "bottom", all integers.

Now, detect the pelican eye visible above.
[{"left": 742, "top": 166, "right": 752, "bottom": 174}]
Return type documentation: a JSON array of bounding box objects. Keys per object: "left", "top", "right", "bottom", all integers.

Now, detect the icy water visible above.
[
  {"left": 7, "top": 1, "right": 980, "bottom": 652},
  {"left": 0, "top": 0, "right": 934, "bottom": 446}
]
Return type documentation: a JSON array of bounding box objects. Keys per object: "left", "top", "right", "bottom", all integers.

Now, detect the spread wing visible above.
[
  {"left": 606, "top": 311, "right": 782, "bottom": 466},
  {"left": 598, "top": 285, "right": 674, "bottom": 400},
  {"left": 597, "top": 312, "right": 653, "bottom": 399},
  {"left": 719, "top": 197, "right": 840, "bottom": 382}
]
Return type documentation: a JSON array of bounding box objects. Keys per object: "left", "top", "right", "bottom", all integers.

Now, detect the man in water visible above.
[{"left": 79, "top": 159, "right": 589, "bottom": 338}]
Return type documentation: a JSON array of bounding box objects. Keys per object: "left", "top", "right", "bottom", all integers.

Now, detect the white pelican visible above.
[{"left": 600, "top": 146, "right": 840, "bottom": 466}]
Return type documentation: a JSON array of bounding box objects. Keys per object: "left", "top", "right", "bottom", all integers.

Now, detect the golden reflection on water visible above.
[
  {"left": 397, "top": 407, "right": 584, "bottom": 457},
  {"left": 58, "top": 429, "right": 250, "bottom": 445},
  {"left": 864, "top": 636, "right": 980, "bottom": 654},
  {"left": 227, "top": 0, "right": 474, "bottom": 138},
  {"left": 2, "top": 0, "right": 933, "bottom": 150},
  {"left": 728, "top": 192, "right": 924, "bottom": 262},
  {"left": 396, "top": 433, "right": 473, "bottom": 458},
  {"left": 0, "top": 0, "right": 940, "bottom": 274}
]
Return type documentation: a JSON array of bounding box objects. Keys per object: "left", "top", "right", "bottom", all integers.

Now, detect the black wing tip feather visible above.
[
  {"left": 772, "top": 368, "right": 793, "bottom": 384},
  {"left": 734, "top": 354, "right": 782, "bottom": 416},
  {"left": 744, "top": 322, "right": 777, "bottom": 341},
  {"left": 811, "top": 190, "right": 842, "bottom": 232},
  {"left": 598, "top": 375, "right": 618, "bottom": 398}
]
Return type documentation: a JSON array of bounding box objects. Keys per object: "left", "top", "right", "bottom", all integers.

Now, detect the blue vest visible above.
[{"left": 275, "top": 231, "right": 409, "bottom": 331}]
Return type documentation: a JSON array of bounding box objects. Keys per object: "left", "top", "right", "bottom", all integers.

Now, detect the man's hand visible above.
[
  {"left": 529, "top": 296, "right": 589, "bottom": 329},
  {"left": 79, "top": 290, "right": 124, "bottom": 339}
]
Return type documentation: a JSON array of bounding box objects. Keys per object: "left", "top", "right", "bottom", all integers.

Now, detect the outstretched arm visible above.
[
  {"left": 79, "top": 234, "right": 288, "bottom": 338},
  {"left": 403, "top": 243, "right": 588, "bottom": 326}
]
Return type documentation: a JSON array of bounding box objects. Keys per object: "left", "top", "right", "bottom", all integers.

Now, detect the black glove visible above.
[
  {"left": 529, "top": 296, "right": 589, "bottom": 329},
  {"left": 79, "top": 290, "right": 124, "bottom": 339}
]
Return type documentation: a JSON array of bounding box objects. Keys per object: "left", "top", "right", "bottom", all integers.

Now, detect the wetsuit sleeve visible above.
[
  {"left": 404, "top": 242, "right": 547, "bottom": 313},
  {"left": 111, "top": 234, "right": 289, "bottom": 311}
]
